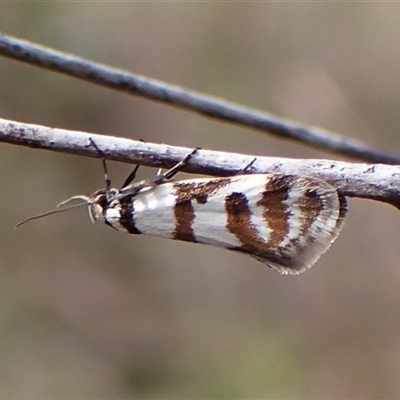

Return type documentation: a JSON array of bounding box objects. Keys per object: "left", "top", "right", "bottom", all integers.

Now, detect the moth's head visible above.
[
  {"left": 15, "top": 187, "right": 120, "bottom": 228},
  {"left": 86, "top": 188, "right": 119, "bottom": 222}
]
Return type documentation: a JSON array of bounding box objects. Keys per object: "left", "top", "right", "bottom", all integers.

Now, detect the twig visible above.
[
  {"left": 0, "top": 33, "right": 399, "bottom": 165},
  {"left": 1, "top": 117, "right": 400, "bottom": 209}
]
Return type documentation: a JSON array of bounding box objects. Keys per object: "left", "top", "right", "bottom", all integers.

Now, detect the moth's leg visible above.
[
  {"left": 121, "top": 165, "right": 140, "bottom": 189},
  {"left": 154, "top": 147, "right": 200, "bottom": 184},
  {"left": 89, "top": 138, "right": 112, "bottom": 198},
  {"left": 240, "top": 157, "right": 257, "bottom": 174},
  {"left": 120, "top": 139, "right": 149, "bottom": 189},
  {"left": 116, "top": 147, "right": 200, "bottom": 199}
]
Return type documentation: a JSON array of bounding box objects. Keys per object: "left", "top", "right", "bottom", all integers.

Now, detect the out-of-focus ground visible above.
[{"left": 1, "top": 4, "right": 400, "bottom": 398}]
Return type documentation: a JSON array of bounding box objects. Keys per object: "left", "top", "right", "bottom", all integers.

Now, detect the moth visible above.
[{"left": 16, "top": 142, "right": 347, "bottom": 275}]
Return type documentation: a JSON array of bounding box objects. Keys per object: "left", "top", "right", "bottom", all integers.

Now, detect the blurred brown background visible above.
[{"left": 1, "top": 3, "right": 400, "bottom": 398}]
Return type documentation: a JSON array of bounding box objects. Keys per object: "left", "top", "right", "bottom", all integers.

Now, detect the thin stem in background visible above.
[{"left": 0, "top": 34, "right": 399, "bottom": 165}]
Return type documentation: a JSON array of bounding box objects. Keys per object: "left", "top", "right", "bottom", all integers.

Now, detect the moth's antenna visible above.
[
  {"left": 14, "top": 201, "right": 89, "bottom": 229},
  {"left": 89, "top": 138, "right": 111, "bottom": 200}
]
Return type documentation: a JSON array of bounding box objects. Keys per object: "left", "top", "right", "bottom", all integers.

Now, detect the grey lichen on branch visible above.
[{"left": 1, "top": 117, "right": 400, "bottom": 210}]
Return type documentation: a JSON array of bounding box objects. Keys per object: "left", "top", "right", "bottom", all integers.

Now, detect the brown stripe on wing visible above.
[
  {"left": 226, "top": 192, "right": 265, "bottom": 250},
  {"left": 224, "top": 176, "right": 315, "bottom": 272},
  {"left": 297, "top": 182, "right": 348, "bottom": 242},
  {"left": 172, "top": 178, "right": 232, "bottom": 242},
  {"left": 174, "top": 199, "right": 196, "bottom": 242},
  {"left": 337, "top": 192, "right": 348, "bottom": 226},
  {"left": 297, "top": 184, "right": 324, "bottom": 241},
  {"left": 173, "top": 178, "right": 233, "bottom": 242},
  {"left": 256, "top": 176, "right": 290, "bottom": 248},
  {"left": 173, "top": 178, "right": 232, "bottom": 204},
  {"left": 119, "top": 196, "right": 142, "bottom": 234},
  {"left": 225, "top": 191, "right": 294, "bottom": 268}
]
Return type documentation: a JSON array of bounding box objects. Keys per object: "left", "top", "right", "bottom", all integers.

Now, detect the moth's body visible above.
[{"left": 92, "top": 174, "right": 346, "bottom": 275}]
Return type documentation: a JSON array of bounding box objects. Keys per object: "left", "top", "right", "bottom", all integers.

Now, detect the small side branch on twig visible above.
[{"left": 1, "top": 117, "right": 400, "bottom": 210}]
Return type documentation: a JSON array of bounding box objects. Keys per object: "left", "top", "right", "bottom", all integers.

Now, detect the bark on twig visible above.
[
  {"left": 1, "top": 117, "right": 400, "bottom": 210},
  {"left": 0, "top": 33, "right": 399, "bottom": 164}
]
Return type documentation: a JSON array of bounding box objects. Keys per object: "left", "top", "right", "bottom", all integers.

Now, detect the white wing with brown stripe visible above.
[{"left": 100, "top": 174, "right": 347, "bottom": 275}]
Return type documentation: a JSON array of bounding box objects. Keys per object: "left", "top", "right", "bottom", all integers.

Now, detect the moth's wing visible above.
[
  {"left": 122, "top": 175, "right": 347, "bottom": 275},
  {"left": 241, "top": 177, "right": 347, "bottom": 275}
]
